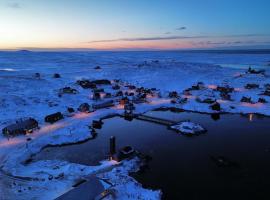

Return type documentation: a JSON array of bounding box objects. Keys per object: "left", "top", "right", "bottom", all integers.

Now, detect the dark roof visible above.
[{"left": 4, "top": 118, "right": 38, "bottom": 132}]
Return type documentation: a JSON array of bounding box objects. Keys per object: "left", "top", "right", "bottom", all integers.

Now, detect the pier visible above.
[{"left": 136, "top": 114, "right": 178, "bottom": 126}]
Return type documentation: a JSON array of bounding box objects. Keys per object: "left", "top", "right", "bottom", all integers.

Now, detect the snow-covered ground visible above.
[{"left": 0, "top": 51, "right": 269, "bottom": 199}]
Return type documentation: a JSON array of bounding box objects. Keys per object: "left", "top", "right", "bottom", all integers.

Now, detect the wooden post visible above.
[{"left": 110, "top": 136, "right": 116, "bottom": 156}]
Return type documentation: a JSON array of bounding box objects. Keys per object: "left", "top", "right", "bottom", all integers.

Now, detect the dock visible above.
[{"left": 136, "top": 114, "right": 178, "bottom": 126}]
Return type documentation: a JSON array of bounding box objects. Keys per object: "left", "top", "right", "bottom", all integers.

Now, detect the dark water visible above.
[{"left": 34, "top": 111, "right": 270, "bottom": 200}]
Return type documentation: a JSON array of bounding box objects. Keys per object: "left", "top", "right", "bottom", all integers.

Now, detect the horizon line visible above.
[{"left": 1, "top": 46, "right": 270, "bottom": 52}]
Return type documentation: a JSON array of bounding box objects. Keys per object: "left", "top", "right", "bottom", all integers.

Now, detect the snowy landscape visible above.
[{"left": 0, "top": 50, "right": 270, "bottom": 199}]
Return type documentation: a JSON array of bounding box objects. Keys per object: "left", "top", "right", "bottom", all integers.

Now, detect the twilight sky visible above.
[{"left": 0, "top": 0, "right": 270, "bottom": 50}]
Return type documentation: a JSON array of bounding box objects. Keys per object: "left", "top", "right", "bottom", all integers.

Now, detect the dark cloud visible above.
[
  {"left": 88, "top": 33, "right": 269, "bottom": 44},
  {"left": 7, "top": 2, "right": 21, "bottom": 9},
  {"left": 176, "top": 27, "right": 187, "bottom": 31},
  {"left": 88, "top": 35, "right": 208, "bottom": 43},
  {"left": 191, "top": 40, "right": 270, "bottom": 47},
  {"left": 224, "top": 34, "right": 269, "bottom": 38}
]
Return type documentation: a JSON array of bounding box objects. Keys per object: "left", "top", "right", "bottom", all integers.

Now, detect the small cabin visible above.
[
  {"left": 94, "top": 66, "right": 101, "bottom": 70},
  {"left": 67, "top": 107, "right": 75, "bottom": 113},
  {"left": 78, "top": 103, "right": 93, "bottom": 113},
  {"left": 104, "top": 93, "right": 112, "bottom": 98},
  {"left": 53, "top": 73, "right": 61, "bottom": 78},
  {"left": 92, "top": 100, "right": 114, "bottom": 110},
  {"left": 60, "top": 87, "right": 78, "bottom": 94},
  {"left": 93, "top": 92, "right": 101, "bottom": 100},
  {"left": 2, "top": 118, "right": 38, "bottom": 137},
  {"left": 120, "top": 97, "right": 129, "bottom": 106},
  {"left": 45, "top": 112, "right": 63, "bottom": 123},
  {"left": 77, "top": 80, "right": 96, "bottom": 89},
  {"left": 124, "top": 102, "right": 135, "bottom": 111},
  {"left": 91, "top": 79, "right": 111, "bottom": 85},
  {"left": 115, "top": 91, "right": 123, "bottom": 97},
  {"left": 112, "top": 85, "right": 120, "bottom": 90}
]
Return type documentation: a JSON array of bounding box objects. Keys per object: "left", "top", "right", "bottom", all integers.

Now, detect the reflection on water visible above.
[{"left": 34, "top": 111, "right": 270, "bottom": 200}]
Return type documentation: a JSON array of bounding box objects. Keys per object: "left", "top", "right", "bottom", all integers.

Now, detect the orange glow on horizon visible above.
[{"left": 1, "top": 38, "right": 195, "bottom": 50}]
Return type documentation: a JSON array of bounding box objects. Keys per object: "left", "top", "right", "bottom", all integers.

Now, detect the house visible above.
[
  {"left": 78, "top": 103, "right": 93, "bottom": 113},
  {"left": 93, "top": 92, "right": 101, "bottom": 100},
  {"left": 2, "top": 118, "right": 38, "bottom": 137},
  {"left": 91, "top": 79, "right": 111, "bottom": 85},
  {"left": 92, "top": 88, "right": 104, "bottom": 93},
  {"left": 94, "top": 66, "right": 101, "bottom": 70},
  {"left": 120, "top": 97, "right": 129, "bottom": 106},
  {"left": 115, "top": 91, "right": 123, "bottom": 97},
  {"left": 247, "top": 67, "right": 265, "bottom": 74},
  {"left": 77, "top": 80, "right": 96, "bottom": 89},
  {"left": 132, "top": 94, "right": 146, "bottom": 104},
  {"left": 34, "top": 73, "right": 41, "bottom": 78},
  {"left": 67, "top": 107, "right": 75, "bottom": 113},
  {"left": 92, "top": 100, "right": 114, "bottom": 110},
  {"left": 104, "top": 93, "right": 112, "bottom": 98},
  {"left": 59, "top": 87, "right": 78, "bottom": 94},
  {"left": 124, "top": 102, "right": 135, "bottom": 111},
  {"left": 45, "top": 112, "right": 63, "bottom": 123},
  {"left": 112, "top": 85, "right": 120, "bottom": 90},
  {"left": 53, "top": 73, "right": 61, "bottom": 78}
]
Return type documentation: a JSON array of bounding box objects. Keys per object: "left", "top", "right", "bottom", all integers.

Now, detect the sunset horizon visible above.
[{"left": 1, "top": 0, "right": 270, "bottom": 50}]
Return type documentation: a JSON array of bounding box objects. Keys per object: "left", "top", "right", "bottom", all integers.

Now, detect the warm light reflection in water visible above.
[{"left": 249, "top": 113, "right": 253, "bottom": 122}]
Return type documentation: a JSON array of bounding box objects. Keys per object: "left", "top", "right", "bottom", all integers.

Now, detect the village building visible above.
[
  {"left": 92, "top": 100, "right": 114, "bottom": 110},
  {"left": 53, "top": 73, "right": 61, "bottom": 78},
  {"left": 2, "top": 118, "right": 39, "bottom": 137},
  {"left": 77, "top": 80, "right": 97, "bottom": 89},
  {"left": 94, "top": 66, "right": 101, "bottom": 70},
  {"left": 78, "top": 103, "right": 93, "bottom": 113},
  {"left": 91, "top": 79, "right": 111, "bottom": 85},
  {"left": 67, "top": 107, "right": 75, "bottom": 113},
  {"left": 104, "top": 93, "right": 112, "bottom": 98},
  {"left": 120, "top": 97, "right": 129, "bottom": 106},
  {"left": 245, "top": 83, "right": 259, "bottom": 89},
  {"left": 115, "top": 91, "right": 123, "bottom": 97},
  {"left": 45, "top": 112, "right": 63, "bottom": 123},
  {"left": 112, "top": 85, "right": 120, "bottom": 90},
  {"left": 59, "top": 87, "right": 78, "bottom": 94},
  {"left": 93, "top": 92, "right": 101, "bottom": 100}
]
